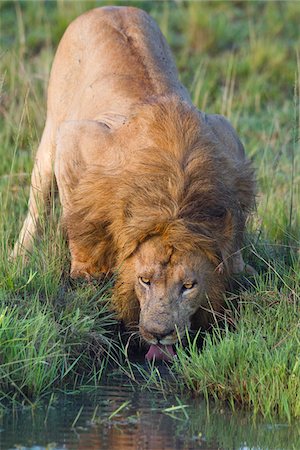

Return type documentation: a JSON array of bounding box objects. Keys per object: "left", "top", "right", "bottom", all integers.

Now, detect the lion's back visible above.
[{"left": 47, "top": 6, "right": 187, "bottom": 124}]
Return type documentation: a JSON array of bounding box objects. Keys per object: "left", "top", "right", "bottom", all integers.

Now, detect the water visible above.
[{"left": 0, "top": 375, "right": 299, "bottom": 450}]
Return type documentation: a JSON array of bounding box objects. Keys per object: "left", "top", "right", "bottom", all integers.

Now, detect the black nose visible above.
[{"left": 150, "top": 329, "right": 175, "bottom": 341}]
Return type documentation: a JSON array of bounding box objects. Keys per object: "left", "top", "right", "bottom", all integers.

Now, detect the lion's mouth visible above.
[{"left": 145, "top": 344, "right": 176, "bottom": 361}]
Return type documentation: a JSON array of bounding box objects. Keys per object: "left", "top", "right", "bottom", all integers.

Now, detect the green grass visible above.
[
  {"left": 0, "top": 269, "right": 117, "bottom": 403},
  {"left": 117, "top": 261, "right": 300, "bottom": 420},
  {"left": 0, "top": 0, "right": 299, "bottom": 420},
  {"left": 173, "top": 279, "right": 300, "bottom": 420}
]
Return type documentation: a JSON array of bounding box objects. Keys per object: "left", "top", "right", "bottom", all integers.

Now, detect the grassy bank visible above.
[{"left": 0, "top": 0, "right": 299, "bottom": 420}]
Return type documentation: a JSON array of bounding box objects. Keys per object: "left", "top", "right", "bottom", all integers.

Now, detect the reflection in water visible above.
[{"left": 0, "top": 377, "right": 299, "bottom": 450}]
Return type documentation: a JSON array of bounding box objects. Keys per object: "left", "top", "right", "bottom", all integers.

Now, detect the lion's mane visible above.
[{"left": 65, "top": 97, "right": 255, "bottom": 327}]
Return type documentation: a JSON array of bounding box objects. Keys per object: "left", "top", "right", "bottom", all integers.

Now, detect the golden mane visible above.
[{"left": 65, "top": 97, "right": 254, "bottom": 274}]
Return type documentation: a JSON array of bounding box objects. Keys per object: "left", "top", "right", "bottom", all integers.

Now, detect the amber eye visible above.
[
  {"left": 182, "top": 282, "right": 196, "bottom": 290},
  {"left": 139, "top": 277, "right": 151, "bottom": 286}
]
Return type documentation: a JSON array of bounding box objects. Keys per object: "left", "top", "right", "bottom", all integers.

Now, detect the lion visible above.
[{"left": 13, "top": 6, "right": 255, "bottom": 360}]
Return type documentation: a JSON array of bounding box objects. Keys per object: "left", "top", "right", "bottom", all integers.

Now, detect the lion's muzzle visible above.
[{"left": 139, "top": 324, "right": 177, "bottom": 345}]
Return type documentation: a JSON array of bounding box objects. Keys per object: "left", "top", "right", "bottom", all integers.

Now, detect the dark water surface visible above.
[{"left": 0, "top": 374, "right": 299, "bottom": 450}]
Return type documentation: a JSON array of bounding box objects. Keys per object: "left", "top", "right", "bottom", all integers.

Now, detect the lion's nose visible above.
[{"left": 149, "top": 328, "right": 175, "bottom": 341}]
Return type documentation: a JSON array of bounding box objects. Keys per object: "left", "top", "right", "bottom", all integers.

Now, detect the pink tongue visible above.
[{"left": 145, "top": 344, "right": 176, "bottom": 361}]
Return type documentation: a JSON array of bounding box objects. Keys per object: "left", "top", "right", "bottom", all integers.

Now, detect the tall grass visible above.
[
  {"left": 0, "top": 0, "right": 299, "bottom": 418},
  {"left": 173, "top": 272, "right": 300, "bottom": 420}
]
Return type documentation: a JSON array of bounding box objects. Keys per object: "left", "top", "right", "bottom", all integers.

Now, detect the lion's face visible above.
[{"left": 132, "top": 236, "right": 215, "bottom": 345}]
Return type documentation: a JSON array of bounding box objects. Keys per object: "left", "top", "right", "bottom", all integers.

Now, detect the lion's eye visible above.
[
  {"left": 182, "top": 282, "right": 196, "bottom": 290},
  {"left": 139, "top": 277, "right": 151, "bottom": 286}
]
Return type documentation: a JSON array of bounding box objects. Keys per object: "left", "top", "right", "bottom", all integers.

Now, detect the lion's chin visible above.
[{"left": 145, "top": 344, "right": 176, "bottom": 361}]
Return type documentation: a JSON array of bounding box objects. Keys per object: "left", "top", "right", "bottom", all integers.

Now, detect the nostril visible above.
[{"left": 151, "top": 329, "right": 175, "bottom": 340}]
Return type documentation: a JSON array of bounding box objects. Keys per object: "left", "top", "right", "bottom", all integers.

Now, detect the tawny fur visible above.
[
  {"left": 66, "top": 98, "right": 254, "bottom": 328},
  {"left": 13, "top": 6, "right": 255, "bottom": 337}
]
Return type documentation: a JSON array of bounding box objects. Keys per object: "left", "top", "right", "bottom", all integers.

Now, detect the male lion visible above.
[{"left": 14, "top": 7, "right": 255, "bottom": 360}]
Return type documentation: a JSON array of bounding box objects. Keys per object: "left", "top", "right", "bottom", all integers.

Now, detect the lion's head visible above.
[
  {"left": 135, "top": 236, "right": 222, "bottom": 344},
  {"left": 113, "top": 231, "right": 227, "bottom": 351}
]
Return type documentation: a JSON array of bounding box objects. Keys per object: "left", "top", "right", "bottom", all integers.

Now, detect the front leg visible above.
[
  {"left": 216, "top": 250, "right": 256, "bottom": 275},
  {"left": 69, "top": 239, "right": 111, "bottom": 281},
  {"left": 231, "top": 250, "right": 256, "bottom": 275},
  {"left": 55, "top": 120, "right": 113, "bottom": 280}
]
